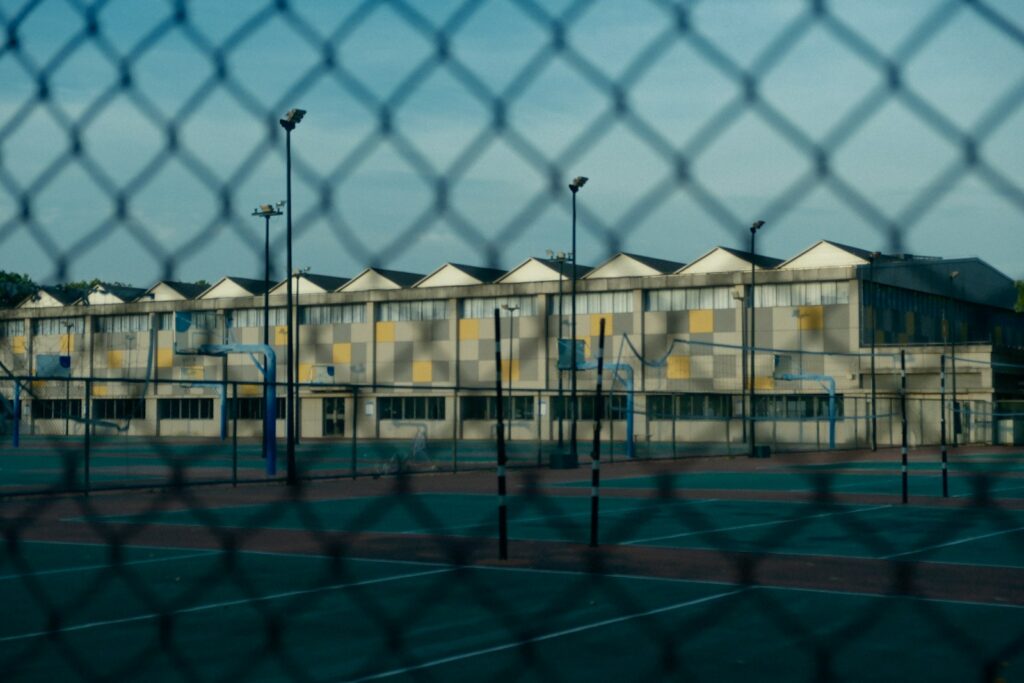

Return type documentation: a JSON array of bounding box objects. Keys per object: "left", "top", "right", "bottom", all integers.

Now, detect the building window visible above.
[
  {"left": 157, "top": 313, "right": 173, "bottom": 330},
  {"left": 30, "top": 399, "right": 81, "bottom": 419},
  {"left": 32, "top": 318, "right": 85, "bottom": 336},
  {"left": 752, "top": 394, "right": 843, "bottom": 419},
  {"left": 753, "top": 282, "right": 849, "bottom": 308},
  {"left": 227, "top": 397, "right": 287, "bottom": 419},
  {"left": 301, "top": 304, "right": 366, "bottom": 325},
  {"left": 645, "top": 287, "right": 734, "bottom": 312},
  {"left": 378, "top": 396, "right": 445, "bottom": 420},
  {"left": 377, "top": 300, "right": 449, "bottom": 322},
  {"left": 551, "top": 395, "right": 628, "bottom": 420},
  {"left": 460, "top": 396, "right": 534, "bottom": 420},
  {"left": 0, "top": 320, "right": 25, "bottom": 337},
  {"left": 549, "top": 291, "right": 632, "bottom": 315},
  {"left": 94, "top": 314, "right": 150, "bottom": 334},
  {"left": 92, "top": 399, "right": 146, "bottom": 420},
  {"left": 230, "top": 308, "right": 288, "bottom": 328},
  {"left": 646, "top": 394, "right": 733, "bottom": 420},
  {"left": 461, "top": 296, "right": 537, "bottom": 319},
  {"left": 157, "top": 398, "right": 214, "bottom": 420}
]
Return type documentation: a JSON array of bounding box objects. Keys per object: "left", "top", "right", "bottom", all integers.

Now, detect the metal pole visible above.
[
  {"left": 590, "top": 318, "right": 606, "bottom": 548},
  {"left": 951, "top": 328, "right": 959, "bottom": 448},
  {"left": 232, "top": 382, "right": 238, "bottom": 487},
  {"left": 84, "top": 377, "right": 91, "bottom": 496},
  {"left": 570, "top": 192, "right": 578, "bottom": 465},
  {"left": 749, "top": 222, "right": 763, "bottom": 459},
  {"left": 900, "top": 349, "right": 908, "bottom": 504},
  {"left": 264, "top": 214, "right": 270, "bottom": 459},
  {"left": 284, "top": 127, "right": 296, "bottom": 486},
  {"left": 557, "top": 257, "right": 565, "bottom": 449},
  {"left": 494, "top": 308, "right": 508, "bottom": 561},
  {"left": 351, "top": 386, "right": 358, "bottom": 479},
  {"left": 940, "top": 354, "right": 948, "bottom": 497},
  {"left": 869, "top": 255, "right": 878, "bottom": 451}
]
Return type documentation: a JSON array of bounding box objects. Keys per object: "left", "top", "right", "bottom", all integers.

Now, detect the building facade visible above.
[{"left": 2, "top": 241, "right": 1022, "bottom": 450}]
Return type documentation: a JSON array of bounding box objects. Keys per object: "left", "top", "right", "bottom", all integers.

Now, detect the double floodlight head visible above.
[
  {"left": 253, "top": 203, "right": 284, "bottom": 218},
  {"left": 569, "top": 176, "right": 588, "bottom": 193},
  {"left": 950, "top": 270, "right": 960, "bottom": 280},
  {"left": 750, "top": 219, "right": 765, "bottom": 233},
  {"left": 279, "top": 108, "right": 306, "bottom": 131},
  {"left": 545, "top": 249, "right": 568, "bottom": 262}
]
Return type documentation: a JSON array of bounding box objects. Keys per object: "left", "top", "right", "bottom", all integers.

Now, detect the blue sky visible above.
[{"left": 1, "top": 0, "right": 1023, "bottom": 286}]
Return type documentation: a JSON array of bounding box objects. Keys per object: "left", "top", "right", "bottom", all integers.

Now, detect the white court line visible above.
[
  {"left": 393, "top": 498, "right": 722, "bottom": 535},
  {"left": 0, "top": 567, "right": 453, "bottom": 644},
  {"left": 952, "top": 484, "right": 1024, "bottom": 499},
  {"left": 880, "top": 524, "right": 1024, "bottom": 560},
  {"left": 622, "top": 505, "right": 892, "bottom": 546},
  {"left": 0, "top": 550, "right": 219, "bottom": 581},
  {"left": 348, "top": 586, "right": 751, "bottom": 682}
]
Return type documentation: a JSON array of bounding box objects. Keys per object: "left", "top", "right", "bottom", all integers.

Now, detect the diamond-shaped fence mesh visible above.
[{"left": 2, "top": 0, "right": 1024, "bottom": 680}]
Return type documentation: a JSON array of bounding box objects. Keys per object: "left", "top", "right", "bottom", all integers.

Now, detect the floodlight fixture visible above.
[
  {"left": 279, "top": 108, "right": 306, "bottom": 130},
  {"left": 569, "top": 176, "right": 588, "bottom": 192}
]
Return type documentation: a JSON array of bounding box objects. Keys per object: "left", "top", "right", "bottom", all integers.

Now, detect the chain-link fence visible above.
[{"left": 3, "top": 1, "right": 1024, "bottom": 680}]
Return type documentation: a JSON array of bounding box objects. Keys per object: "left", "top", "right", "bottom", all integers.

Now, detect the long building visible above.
[{"left": 2, "top": 240, "right": 1023, "bottom": 450}]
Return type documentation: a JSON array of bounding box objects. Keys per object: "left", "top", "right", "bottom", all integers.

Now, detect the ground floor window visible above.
[
  {"left": 227, "top": 397, "right": 286, "bottom": 420},
  {"left": 551, "top": 395, "right": 628, "bottom": 420},
  {"left": 647, "top": 394, "right": 733, "bottom": 420},
  {"left": 30, "top": 399, "right": 81, "bottom": 419},
  {"left": 93, "top": 398, "right": 146, "bottom": 420},
  {"left": 752, "top": 394, "right": 843, "bottom": 419},
  {"left": 460, "top": 396, "right": 534, "bottom": 420},
  {"left": 378, "top": 396, "right": 445, "bottom": 420},
  {"left": 157, "top": 398, "right": 214, "bottom": 420}
]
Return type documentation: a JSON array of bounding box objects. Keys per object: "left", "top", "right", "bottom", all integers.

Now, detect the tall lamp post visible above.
[
  {"left": 948, "top": 270, "right": 960, "bottom": 447},
  {"left": 868, "top": 251, "right": 880, "bottom": 451},
  {"left": 62, "top": 320, "right": 74, "bottom": 436},
  {"left": 749, "top": 220, "right": 765, "bottom": 460},
  {"left": 546, "top": 249, "right": 569, "bottom": 448},
  {"left": 252, "top": 202, "right": 284, "bottom": 459},
  {"left": 279, "top": 107, "right": 305, "bottom": 486},
  {"left": 502, "top": 303, "right": 519, "bottom": 440},
  {"left": 568, "top": 176, "right": 588, "bottom": 464}
]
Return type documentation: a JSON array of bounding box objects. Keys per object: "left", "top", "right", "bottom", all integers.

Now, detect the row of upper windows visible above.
[{"left": 3, "top": 282, "right": 857, "bottom": 335}]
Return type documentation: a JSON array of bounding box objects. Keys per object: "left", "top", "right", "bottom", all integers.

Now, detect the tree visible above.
[
  {"left": 0, "top": 271, "right": 37, "bottom": 307},
  {"left": 1017, "top": 281, "right": 1024, "bottom": 313}
]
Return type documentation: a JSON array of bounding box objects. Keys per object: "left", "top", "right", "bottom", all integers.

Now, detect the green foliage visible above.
[
  {"left": 0, "top": 271, "right": 37, "bottom": 307},
  {"left": 1017, "top": 281, "right": 1024, "bottom": 313}
]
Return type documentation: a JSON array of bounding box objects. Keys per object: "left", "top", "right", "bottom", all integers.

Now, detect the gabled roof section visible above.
[
  {"left": 414, "top": 263, "right": 506, "bottom": 288},
  {"left": 198, "top": 276, "right": 270, "bottom": 300},
  {"left": 267, "top": 273, "right": 350, "bottom": 295},
  {"left": 677, "top": 246, "right": 782, "bottom": 274},
  {"left": 584, "top": 252, "right": 684, "bottom": 279},
  {"left": 338, "top": 268, "right": 424, "bottom": 292},
  {"left": 146, "top": 281, "right": 207, "bottom": 301},
  {"left": 16, "top": 286, "right": 85, "bottom": 309},
  {"left": 79, "top": 283, "right": 147, "bottom": 305},
  {"left": 497, "top": 258, "right": 592, "bottom": 284},
  {"left": 778, "top": 240, "right": 875, "bottom": 270}
]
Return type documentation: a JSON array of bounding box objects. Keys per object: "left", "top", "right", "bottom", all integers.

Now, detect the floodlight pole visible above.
[
  {"left": 63, "top": 321, "right": 74, "bottom": 436},
  {"left": 569, "top": 176, "right": 588, "bottom": 464},
  {"left": 949, "top": 271, "right": 960, "bottom": 447},
  {"left": 280, "top": 108, "right": 305, "bottom": 486},
  {"left": 502, "top": 304, "right": 519, "bottom": 440},
  {"left": 553, "top": 252, "right": 567, "bottom": 448},
  {"left": 868, "top": 252, "right": 880, "bottom": 451},
  {"left": 749, "top": 220, "right": 765, "bottom": 460},
  {"left": 252, "top": 203, "right": 283, "bottom": 459}
]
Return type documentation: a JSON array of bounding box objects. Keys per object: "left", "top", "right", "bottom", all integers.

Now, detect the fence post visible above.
[
  {"left": 232, "top": 382, "right": 238, "bottom": 487},
  {"left": 351, "top": 385, "right": 358, "bottom": 479},
  {"left": 452, "top": 387, "right": 459, "bottom": 473},
  {"left": 84, "top": 378, "right": 91, "bottom": 496},
  {"left": 940, "top": 354, "right": 948, "bottom": 498},
  {"left": 900, "top": 349, "right": 908, "bottom": 504},
  {"left": 493, "top": 309, "right": 508, "bottom": 561},
  {"left": 590, "top": 319, "right": 606, "bottom": 548},
  {"left": 536, "top": 389, "right": 542, "bottom": 468}
]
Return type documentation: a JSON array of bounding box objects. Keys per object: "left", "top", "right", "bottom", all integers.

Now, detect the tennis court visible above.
[{"left": 3, "top": 448, "right": 1023, "bottom": 681}]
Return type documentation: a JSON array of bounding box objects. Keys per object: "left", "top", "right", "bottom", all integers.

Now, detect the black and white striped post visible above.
[
  {"left": 590, "top": 318, "right": 607, "bottom": 548},
  {"left": 494, "top": 308, "right": 508, "bottom": 560},
  {"left": 900, "top": 349, "right": 908, "bottom": 504},
  {"left": 940, "top": 353, "right": 948, "bottom": 498}
]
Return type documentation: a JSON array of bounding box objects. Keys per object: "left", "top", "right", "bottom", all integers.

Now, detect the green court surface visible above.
[
  {"left": 1, "top": 541, "right": 1020, "bottom": 682},
  {"left": 95, "top": 493, "right": 1024, "bottom": 568},
  {"left": 560, "top": 470, "right": 1024, "bottom": 499}
]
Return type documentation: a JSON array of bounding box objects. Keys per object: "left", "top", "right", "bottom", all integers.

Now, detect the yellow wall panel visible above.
[
  {"left": 59, "top": 334, "right": 74, "bottom": 354},
  {"left": 11, "top": 336, "right": 25, "bottom": 354},
  {"left": 376, "top": 321, "right": 395, "bottom": 343},
  {"left": 107, "top": 350, "right": 123, "bottom": 369},
  {"left": 753, "top": 376, "right": 775, "bottom": 391},
  {"left": 274, "top": 326, "right": 288, "bottom": 346},
  {"left": 332, "top": 342, "right": 352, "bottom": 364},
  {"left": 239, "top": 384, "right": 262, "bottom": 397},
  {"left": 590, "top": 314, "right": 613, "bottom": 337},
  {"left": 299, "top": 363, "right": 313, "bottom": 382},
  {"left": 459, "top": 318, "right": 479, "bottom": 341},
  {"left": 799, "top": 306, "right": 824, "bottom": 331},
  {"left": 412, "top": 360, "right": 433, "bottom": 383},
  {"left": 92, "top": 384, "right": 108, "bottom": 397},
  {"left": 185, "top": 366, "right": 203, "bottom": 380},
  {"left": 31, "top": 380, "right": 46, "bottom": 391},
  {"left": 688, "top": 309, "right": 713, "bottom": 334},
  {"left": 499, "top": 359, "right": 520, "bottom": 382},
  {"left": 667, "top": 356, "right": 690, "bottom": 380},
  {"left": 156, "top": 348, "right": 173, "bottom": 368}
]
